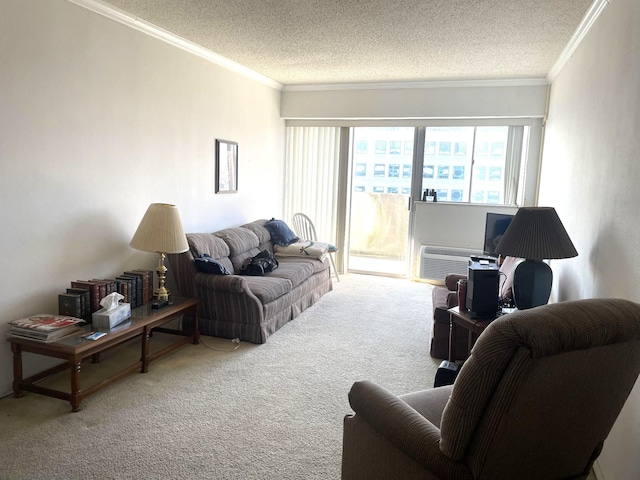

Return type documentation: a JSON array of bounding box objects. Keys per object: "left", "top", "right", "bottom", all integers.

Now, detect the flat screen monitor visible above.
[{"left": 483, "top": 212, "right": 514, "bottom": 257}]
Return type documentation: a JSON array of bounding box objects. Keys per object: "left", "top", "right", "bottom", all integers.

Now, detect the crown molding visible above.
[
  {"left": 283, "top": 78, "right": 549, "bottom": 92},
  {"left": 547, "top": 0, "right": 610, "bottom": 82},
  {"left": 67, "top": 0, "right": 283, "bottom": 91}
]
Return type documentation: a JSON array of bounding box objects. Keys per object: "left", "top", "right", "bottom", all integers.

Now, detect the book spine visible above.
[
  {"left": 131, "top": 269, "right": 153, "bottom": 304},
  {"left": 59, "top": 293, "right": 82, "bottom": 318},
  {"left": 70, "top": 281, "right": 100, "bottom": 313}
]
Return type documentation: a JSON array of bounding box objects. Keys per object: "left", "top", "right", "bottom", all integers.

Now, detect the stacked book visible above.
[
  {"left": 9, "top": 314, "right": 86, "bottom": 342},
  {"left": 58, "top": 269, "right": 154, "bottom": 320}
]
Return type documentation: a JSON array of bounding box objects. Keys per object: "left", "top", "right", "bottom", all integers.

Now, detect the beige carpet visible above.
[{"left": 0, "top": 274, "right": 440, "bottom": 479}]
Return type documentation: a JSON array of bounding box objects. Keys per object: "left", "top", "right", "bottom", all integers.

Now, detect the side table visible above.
[{"left": 448, "top": 306, "right": 496, "bottom": 362}]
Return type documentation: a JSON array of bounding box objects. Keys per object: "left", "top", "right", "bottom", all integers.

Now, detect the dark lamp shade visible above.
[
  {"left": 130, "top": 203, "right": 189, "bottom": 254},
  {"left": 494, "top": 207, "right": 578, "bottom": 261}
]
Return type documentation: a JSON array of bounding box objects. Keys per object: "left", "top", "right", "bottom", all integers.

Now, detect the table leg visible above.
[
  {"left": 449, "top": 314, "right": 457, "bottom": 362},
  {"left": 141, "top": 326, "right": 151, "bottom": 373},
  {"left": 70, "top": 355, "right": 82, "bottom": 412},
  {"left": 11, "top": 342, "right": 24, "bottom": 398}
]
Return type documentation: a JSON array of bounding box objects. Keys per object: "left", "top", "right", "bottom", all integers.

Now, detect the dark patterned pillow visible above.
[
  {"left": 264, "top": 218, "right": 299, "bottom": 246},
  {"left": 194, "top": 254, "right": 231, "bottom": 275}
]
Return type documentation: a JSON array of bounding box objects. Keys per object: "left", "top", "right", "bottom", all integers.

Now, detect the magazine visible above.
[{"left": 10, "top": 314, "right": 85, "bottom": 332}]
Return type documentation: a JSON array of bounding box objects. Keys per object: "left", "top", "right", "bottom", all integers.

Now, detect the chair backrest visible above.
[
  {"left": 439, "top": 298, "right": 640, "bottom": 480},
  {"left": 292, "top": 213, "right": 318, "bottom": 242}
]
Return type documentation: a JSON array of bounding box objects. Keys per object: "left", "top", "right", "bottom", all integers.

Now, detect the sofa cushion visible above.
[
  {"left": 264, "top": 218, "right": 299, "bottom": 246},
  {"left": 241, "top": 220, "right": 273, "bottom": 251},
  {"left": 215, "top": 227, "right": 261, "bottom": 273},
  {"left": 243, "top": 276, "right": 293, "bottom": 304},
  {"left": 266, "top": 261, "right": 315, "bottom": 289},
  {"left": 186, "top": 234, "right": 234, "bottom": 274},
  {"left": 278, "top": 256, "right": 329, "bottom": 274}
]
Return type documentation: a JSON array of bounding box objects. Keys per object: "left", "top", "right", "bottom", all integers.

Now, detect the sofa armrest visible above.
[
  {"left": 347, "top": 381, "right": 471, "bottom": 478},
  {"left": 194, "top": 272, "right": 250, "bottom": 293},
  {"left": 444, "top": 273, "right": 467, "bottom": 291}
]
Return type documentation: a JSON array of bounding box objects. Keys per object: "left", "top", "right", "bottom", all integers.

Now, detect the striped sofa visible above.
[{"left": 168, "top": 219, "right": 333, "bottom": 343}]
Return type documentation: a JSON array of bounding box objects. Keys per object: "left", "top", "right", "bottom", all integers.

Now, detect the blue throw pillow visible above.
[
  {"left": 265, "top": 218, "right": 299, "bottom": 246},
  {"left": 194, "top": 254, "right": 231, "bottom": 275}
]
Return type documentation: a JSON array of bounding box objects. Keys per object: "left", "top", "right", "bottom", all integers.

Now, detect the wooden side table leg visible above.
[
  {"left": 449, "top": 314, "right": 457, "bottom": 362},
  {"left": 70, "top": 355, "right": 82, "bottom": 412},
  {"left": 11, "top": 342, "right": 24, "bottom": 398},
  {"left": 141, "top": 326, "right": 151, "bottom": 373}
]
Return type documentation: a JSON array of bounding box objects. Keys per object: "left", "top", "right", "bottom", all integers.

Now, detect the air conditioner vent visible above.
[{"left": 420, "top": 245, "right": 481, "bottom": 284}]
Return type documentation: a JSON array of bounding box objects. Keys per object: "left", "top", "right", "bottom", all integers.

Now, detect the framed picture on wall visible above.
[{"left": 215, "top": 139, "right": 238, "bottom": 193}]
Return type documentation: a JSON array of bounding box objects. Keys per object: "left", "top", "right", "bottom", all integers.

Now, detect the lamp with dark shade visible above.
[
  {"left": 130, "top": 203, "right": 189, "bottom": 308},
  {"left": 494, "top": 207, "right": 578, "bottom": 310}
]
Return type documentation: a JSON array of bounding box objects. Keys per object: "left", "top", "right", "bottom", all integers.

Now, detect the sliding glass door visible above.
[{"left": 347, "top": 127, "right": 416, "bottom": 276}]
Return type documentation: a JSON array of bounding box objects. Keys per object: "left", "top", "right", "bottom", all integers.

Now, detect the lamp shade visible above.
[
  {"left": 494, "top": 207, "right": 578, "bottom": 260},
  {"left": 130, "top": 203, "right": 189, "bottom": 254}
]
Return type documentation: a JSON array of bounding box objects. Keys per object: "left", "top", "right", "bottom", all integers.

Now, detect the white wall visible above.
[
  {"left": 0, "top": 0, "right": 285, "bottom": 396},
  {"left": 539, "top": 0, "right": 640, "bottom": 477}
]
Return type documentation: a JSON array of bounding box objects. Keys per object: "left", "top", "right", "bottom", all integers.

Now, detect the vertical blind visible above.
[{"left": 284, "top": 126, "right": 341, "bottom": 244}]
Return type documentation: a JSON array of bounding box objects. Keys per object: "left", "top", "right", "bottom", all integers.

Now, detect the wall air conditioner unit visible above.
[{"left": 420, "top": 245, "right": 481, "bottom": 284}]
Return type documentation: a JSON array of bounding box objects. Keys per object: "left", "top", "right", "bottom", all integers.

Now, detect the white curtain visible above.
[
  {"left": 284, "top": 126, "right": 341, "bottom": 245},
  {"left": 503, "top": 126, "right": 524, "bottom": 205}
]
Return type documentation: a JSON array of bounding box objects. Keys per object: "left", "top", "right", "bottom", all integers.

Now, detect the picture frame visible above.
[{"left": 215, "top": 139, "right": 238, "bottom": 193}]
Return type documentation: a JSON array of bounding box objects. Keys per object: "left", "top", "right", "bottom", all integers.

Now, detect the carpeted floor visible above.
[{"left": 0, "top": 274, "right": 440, "bottom": 479}]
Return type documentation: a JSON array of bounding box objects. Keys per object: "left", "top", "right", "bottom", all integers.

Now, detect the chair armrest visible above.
[
  {"left": 444, "top": 273, "right": 467, "bottom": 291},
  {"left": 194, "top": 272, "right": 249, "bottom": 293},
  {"left": 348, "top": 381, "right": 471, "bottom": 478}
]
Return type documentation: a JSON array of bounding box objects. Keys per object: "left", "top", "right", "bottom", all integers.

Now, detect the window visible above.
[
  {"left": 402, "top": 164, "right": 411, "bottom": 177},
  {"left": 490, "top": 142, "right": 505, "bottom": 156},
  {"left": 404, "top": 141, "right": 413, "bottom": 155},
  {"left": 374, "top": 164, "right": 385, "bottom": 177},
  {"left": 388, "top": 164, "right": 400, "bottom": 177},
  {"left": 387, "top": 187, "right": 399, "bottom": 193},
  {"left": 355, "top": 141, "right": 368, "bottom": 155},
  {"left": 355, "top": 163, "right": 367, "bottom": 177},
  {"left": 375, "top": 141, "right": 386, "bottom": 154},
  {"left": 489, "top": 167, "right": 502, "bottom": 181},
  {"left": 373, "top": 186, "right": 384, "bottom": 193},
  {"left": 421, "top": 126, "right": 523, "bottom": 205},
  {"left": 354, "top": 186, "right": 365, "bottom": 192},
  {"left": 438, "top": 142, "right": 451, "bottom": 155},
  {"left": 452, "top": 166, "right": 465, "bottom": 180},
  {"left": 401, "top": 187, "right": 411, "bottom": 194},
  {"left": 425, "top": 141, "right": 436, "bottom": 155},
  {"left": 454, "top": 142, "right": 467, "bottom": 155},
  {"left": 389, "top": 141, "right": 401, "bottom": 154}
]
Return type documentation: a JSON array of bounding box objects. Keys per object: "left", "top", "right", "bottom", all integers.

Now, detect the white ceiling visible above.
[{"left": 96, "top": 0, "right": 596, "bottom": 86}]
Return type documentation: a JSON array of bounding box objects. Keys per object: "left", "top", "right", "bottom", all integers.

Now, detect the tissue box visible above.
[{"left": 92, "top": 303, "right": 132, "bottom": 330}]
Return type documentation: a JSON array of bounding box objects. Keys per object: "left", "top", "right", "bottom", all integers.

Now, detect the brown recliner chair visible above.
[{"left": 343, "top": 298, "right": 640, "bottom": 480}]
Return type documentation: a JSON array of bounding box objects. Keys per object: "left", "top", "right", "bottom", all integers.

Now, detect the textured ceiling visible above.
[{"left": 100, "top": 0, "right": 594, "bottom": 86}]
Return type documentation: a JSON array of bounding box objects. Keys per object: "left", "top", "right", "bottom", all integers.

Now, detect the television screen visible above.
[{"left": 483, "top": 212, "right": 514, "bottom": 257}]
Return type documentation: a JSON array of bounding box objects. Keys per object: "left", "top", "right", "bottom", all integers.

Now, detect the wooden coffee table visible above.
[
  {"left": 8, "top": 297, "right": 199, "bottom": 412},
  {"left": 448, "top": 306, "right": 497, "bottom": 362}
]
